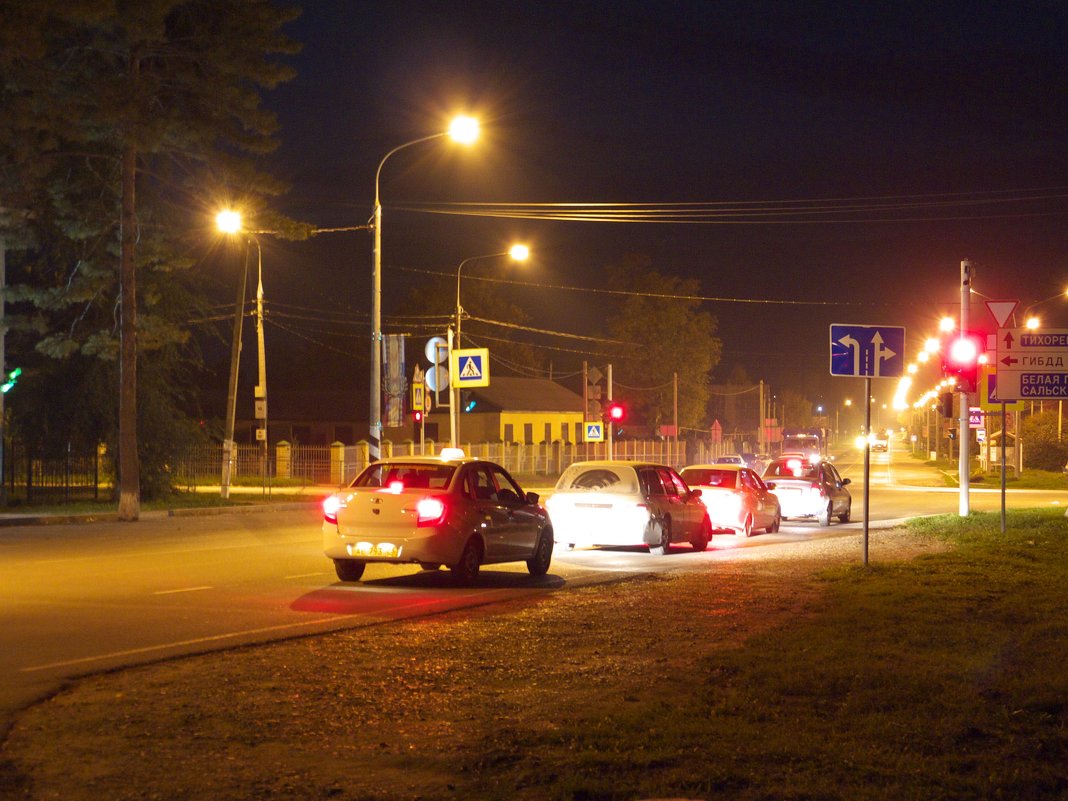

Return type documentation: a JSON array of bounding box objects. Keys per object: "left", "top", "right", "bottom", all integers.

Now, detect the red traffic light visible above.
[
  {"left": 413, "top": 409, "right": 424, "bottom": 423},
  {"left": 606, "top": 402, "right": 625, "bottom": 422},
  {"left": 941, "top": 331, "right": 986, "bottom": 392}
]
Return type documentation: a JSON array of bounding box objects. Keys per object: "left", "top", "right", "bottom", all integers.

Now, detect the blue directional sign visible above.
[{"left": 830, "top": 324, "right": 906, "bottom": 378}]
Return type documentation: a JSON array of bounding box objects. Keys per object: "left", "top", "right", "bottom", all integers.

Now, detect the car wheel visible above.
[
  {"left": 450, "top": 539, "right": 482, "bottom": 585},
  {"left": 526, "top": 529, "right": 554, "bottom": 576},
  {"left": 333, "top": 559, "right": 365, "bottom": 582},
  {"left": 649, "top": 517, "right": 672, "bottom": 555},
  {"left": 690, "top": 516, "right": 712, "bottom": 552},
  {"left": 766, "top": 511, "right": 781, "bottom": 534},
  {"left": 737, "top": 514, "right": 754, "bottom": 538},
  {"left": 838, "top": 502, "right": 851, "bottom": 524},
  {"left": 818, "top": 502, "right": 832, "bottom": 527},
  {"left": 418, "top": 562, "right": 441, "bottom": 571}
]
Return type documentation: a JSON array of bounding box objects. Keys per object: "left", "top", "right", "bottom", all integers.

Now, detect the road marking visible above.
[
  {"left": 18, "top": 593, "right": 497, "bottom": 674},
  {"left": 284, "top": 572, "right": 328, "bottom": 580},
  {"left": 152, "top": 586, "right": 212, "bottom": 595}
]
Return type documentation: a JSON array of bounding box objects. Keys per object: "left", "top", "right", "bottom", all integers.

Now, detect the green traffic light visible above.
[{"left": 2, "top": 366, "right": 21, "bottom": 394}]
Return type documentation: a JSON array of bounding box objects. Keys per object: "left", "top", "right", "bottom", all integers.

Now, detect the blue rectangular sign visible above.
[{"left": 830, "top": 324, "right": 906, "bottom": 378}]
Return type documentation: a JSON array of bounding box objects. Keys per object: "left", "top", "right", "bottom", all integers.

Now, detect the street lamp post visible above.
[
  {"left": 369, "top": 116, "right": 478, "bottom": 462},
  {"left": 217, "top": 211, "right": 244, "bottom": 499},
  {"left": 216, "top": 210, "right": 268, "bottom": 498},
  {"left": 451, "top": 245, "right": 529, "bottom": 446}
]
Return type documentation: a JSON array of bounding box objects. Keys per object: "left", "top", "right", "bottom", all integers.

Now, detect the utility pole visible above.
[
  {"left": 0, "top": 237, "right": 6, "bottom": 507},
  {"left": 959, "top": 259, "right": 973, "bottom": 516},
  {"left": 221, "top": 242, "right": 248, "bottom": 499},
  {"left": 607, "top": 363, "right": 614, "bottom": 461}
]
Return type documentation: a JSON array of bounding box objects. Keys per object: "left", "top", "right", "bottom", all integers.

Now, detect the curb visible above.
[{"left": 0, "top": 499, "right": 322, "bottom": 527}]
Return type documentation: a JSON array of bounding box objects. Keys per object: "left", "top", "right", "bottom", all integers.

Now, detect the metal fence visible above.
[
  {"left": 1, "top": 438, "right": 738, "bottom": 506},
  {"left": 2, "top": 442, "right": 110, "bottom": 504}
]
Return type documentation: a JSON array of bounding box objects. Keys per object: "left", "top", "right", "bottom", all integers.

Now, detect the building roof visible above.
[{"left": 466, "top": 377, "right": 583, "bottom": 413}]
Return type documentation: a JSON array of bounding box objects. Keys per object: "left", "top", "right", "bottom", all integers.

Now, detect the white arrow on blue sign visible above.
[{"left": 829, "top": 324, "right": 906, "bottom": 378}]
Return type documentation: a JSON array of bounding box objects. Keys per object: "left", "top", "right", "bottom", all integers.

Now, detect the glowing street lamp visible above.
[
  {"left": 450, "top": 244, "right": 529, "bottom": 446},
  {"left": 369, "top": 116, "right": 479, "bottom": 460},
  {"left": 215, "top": 209, "right": 268, "bottom": 498}
]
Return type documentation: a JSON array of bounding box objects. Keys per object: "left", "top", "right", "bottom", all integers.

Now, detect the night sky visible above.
[{"left": 249, "top": 1, "right": 1068, "bottom": 414}]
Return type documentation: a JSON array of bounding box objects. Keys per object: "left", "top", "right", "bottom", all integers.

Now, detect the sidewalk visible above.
[{"left": 0, "top": 485, "right": 329, "bottom": 527}]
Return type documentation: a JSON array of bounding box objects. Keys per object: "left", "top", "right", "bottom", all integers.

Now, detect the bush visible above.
[{"left": 1024, "top": 436, "right": 1068, "bottom": 472}]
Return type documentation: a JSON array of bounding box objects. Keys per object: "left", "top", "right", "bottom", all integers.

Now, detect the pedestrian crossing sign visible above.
[
  {"left": 584, "top": 422, "right": 604, "bottom": 442},
  {"left": 451, "top": 348, "right": 490, "bottom": 387}
]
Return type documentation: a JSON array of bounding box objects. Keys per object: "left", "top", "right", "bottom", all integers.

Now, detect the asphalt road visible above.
[{"left": 1, "top": 445, "right": 1064, "bottom": 735}]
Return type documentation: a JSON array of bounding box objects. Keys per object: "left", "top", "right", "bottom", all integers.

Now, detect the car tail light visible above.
[
  {"left": 810, "top": 482, "right": 825, "bottom": 496},
  {"left": 323, "top": 495, "right": 345, "bottom": 525},
  {"left": 415, "top": 496, "right": 447, "bottom": 526}
]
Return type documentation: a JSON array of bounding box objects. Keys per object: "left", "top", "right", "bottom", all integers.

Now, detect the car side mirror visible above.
[
  {"left": 765, "top": 481, "right": 776, "bottom": 490},
  {"left": 842, "top": 478, "right": 851, "bottom": 486},
  {"left": 689, "top": 488, "right": 702, "bottom": 499},
  {"left": 525, "top": 490, "right": 540, "bottom": 505}
]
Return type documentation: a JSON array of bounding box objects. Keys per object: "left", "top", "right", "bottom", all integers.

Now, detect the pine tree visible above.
[{"left": 0, "top": 0, "right": 301, "bottom": 517}]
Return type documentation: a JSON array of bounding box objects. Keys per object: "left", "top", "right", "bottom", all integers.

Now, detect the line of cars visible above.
[{"left": 320, "top": 450, "right": 852, "bottom": 585}]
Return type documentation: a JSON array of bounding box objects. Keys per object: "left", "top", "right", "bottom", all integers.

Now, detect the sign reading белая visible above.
[{"left": 996, "top": 328, "right": 1068, "bottom": 400}]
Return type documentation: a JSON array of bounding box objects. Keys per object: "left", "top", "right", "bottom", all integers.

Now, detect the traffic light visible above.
[
  {"left": 939, "top": 392, "right": 954, "bottom": 418},
  {"left": 461, "top": 390, "right": 476, "bottom": 413},
  {"left": 1, "top": 367, "right": 21, "bottom": 394},
  {"left": 413, "top": 409, "right": 424, "bottom": 424},
  {"left": 606, "top": 402, "right": 625, "bottom": 423},
  {"left": 941, "top": 331, "right": 986, "bottom": 393}
]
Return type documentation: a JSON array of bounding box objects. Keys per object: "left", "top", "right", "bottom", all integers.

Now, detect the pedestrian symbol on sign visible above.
[{"left": 460, "top": 357, "right": 482, "bottom": 379}]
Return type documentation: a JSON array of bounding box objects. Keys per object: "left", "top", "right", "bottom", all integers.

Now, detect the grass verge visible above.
[{"left": 556, "top": 509, "right": 1068, "bottom": 800}]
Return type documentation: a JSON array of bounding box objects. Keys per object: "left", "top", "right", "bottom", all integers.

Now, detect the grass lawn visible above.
[{"left": 555, "top": 509, "right": 1068, "bottom": 800}]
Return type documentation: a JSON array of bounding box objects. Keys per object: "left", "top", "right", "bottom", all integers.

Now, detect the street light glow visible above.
[
  {"left": 1025, "top": 316, "right": 1040, "bottom": 330},
  {"left": 448, "top": 115, "right": 480, "bottom": 145},
  {"left": 939, "top": 317, "right": 956, "bottom": 333},
  {"left": 216, "top": 209, "right": 242, "bottom": 234},
  {"left": 509, "top": 243, "right": 530, "bottom": 261}
]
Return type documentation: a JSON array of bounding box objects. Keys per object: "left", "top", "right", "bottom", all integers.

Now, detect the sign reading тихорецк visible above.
[{"left": 995, "top": 328, "right": 1068, "bottom": 400}]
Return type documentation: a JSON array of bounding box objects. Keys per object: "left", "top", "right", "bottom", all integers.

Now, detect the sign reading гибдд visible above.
[{"left": 996, "top": 328, "right": 1068, "bottom": 400}]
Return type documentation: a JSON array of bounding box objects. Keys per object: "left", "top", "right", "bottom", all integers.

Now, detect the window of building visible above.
[
  {"left": 504, "top": 423, "right": 514, "bottom": 443},
  {"left": 523, "top": 423, "right": 533, "bottom": 444}
]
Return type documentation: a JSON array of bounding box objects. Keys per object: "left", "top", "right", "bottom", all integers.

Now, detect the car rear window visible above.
[
  {"left": 765, "top": 459, "right": 817, "bottom": 479},
  {"left": 680, "top": 468, "right": 737, "bottom": 489},
  {"left": 556, "top": 465, "right": 637, "bottom": 492},
  {"left": 352, "top": 463, "right": 455, "bottom": 489}
]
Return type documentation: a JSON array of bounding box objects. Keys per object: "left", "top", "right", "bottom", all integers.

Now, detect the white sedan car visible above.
[
  {"left": 678, "top": 463, "right": 781, "bottom": 537},
  {"left": 762, "top": 456, "right": 852, "bottom": 525},
  {"left": 545, "top": 460, "right": 712, "bottom": 554}
]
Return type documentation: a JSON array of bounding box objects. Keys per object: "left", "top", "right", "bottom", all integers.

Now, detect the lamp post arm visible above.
[{"left": 374, "top": 132, "right": 448, "bottom": 206}]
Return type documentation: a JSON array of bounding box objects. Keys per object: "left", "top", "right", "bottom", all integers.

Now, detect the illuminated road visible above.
[{"left": 1, "top": 446, "right": 1064, "bottom": 733}]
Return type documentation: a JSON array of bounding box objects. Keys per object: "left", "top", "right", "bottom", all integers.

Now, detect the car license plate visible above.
[{"left": 348, "top": 541, "right": 399, "bottom": 558}]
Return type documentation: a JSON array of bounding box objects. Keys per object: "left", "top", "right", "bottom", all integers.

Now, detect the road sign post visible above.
[{"left": 829, "top": 323, "right": 906, "bottom": 566}]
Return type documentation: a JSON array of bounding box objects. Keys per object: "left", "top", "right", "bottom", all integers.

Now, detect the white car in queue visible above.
[
  {"left": 678, "top": 463, "right": 781, "bottom": 537},
  {"left": 322, "top": 449, "right": 554, "bottom": 585},
  {"left": 761, "top": 455, "right": 852, "bottom": 526},
  {"left": 545, "top": 460, "right": 713, "bottom": 554}
]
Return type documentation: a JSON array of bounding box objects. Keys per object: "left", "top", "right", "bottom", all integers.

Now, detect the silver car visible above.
[{"left": 322, "top": 452, "right": 553, "bottom": 584}]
